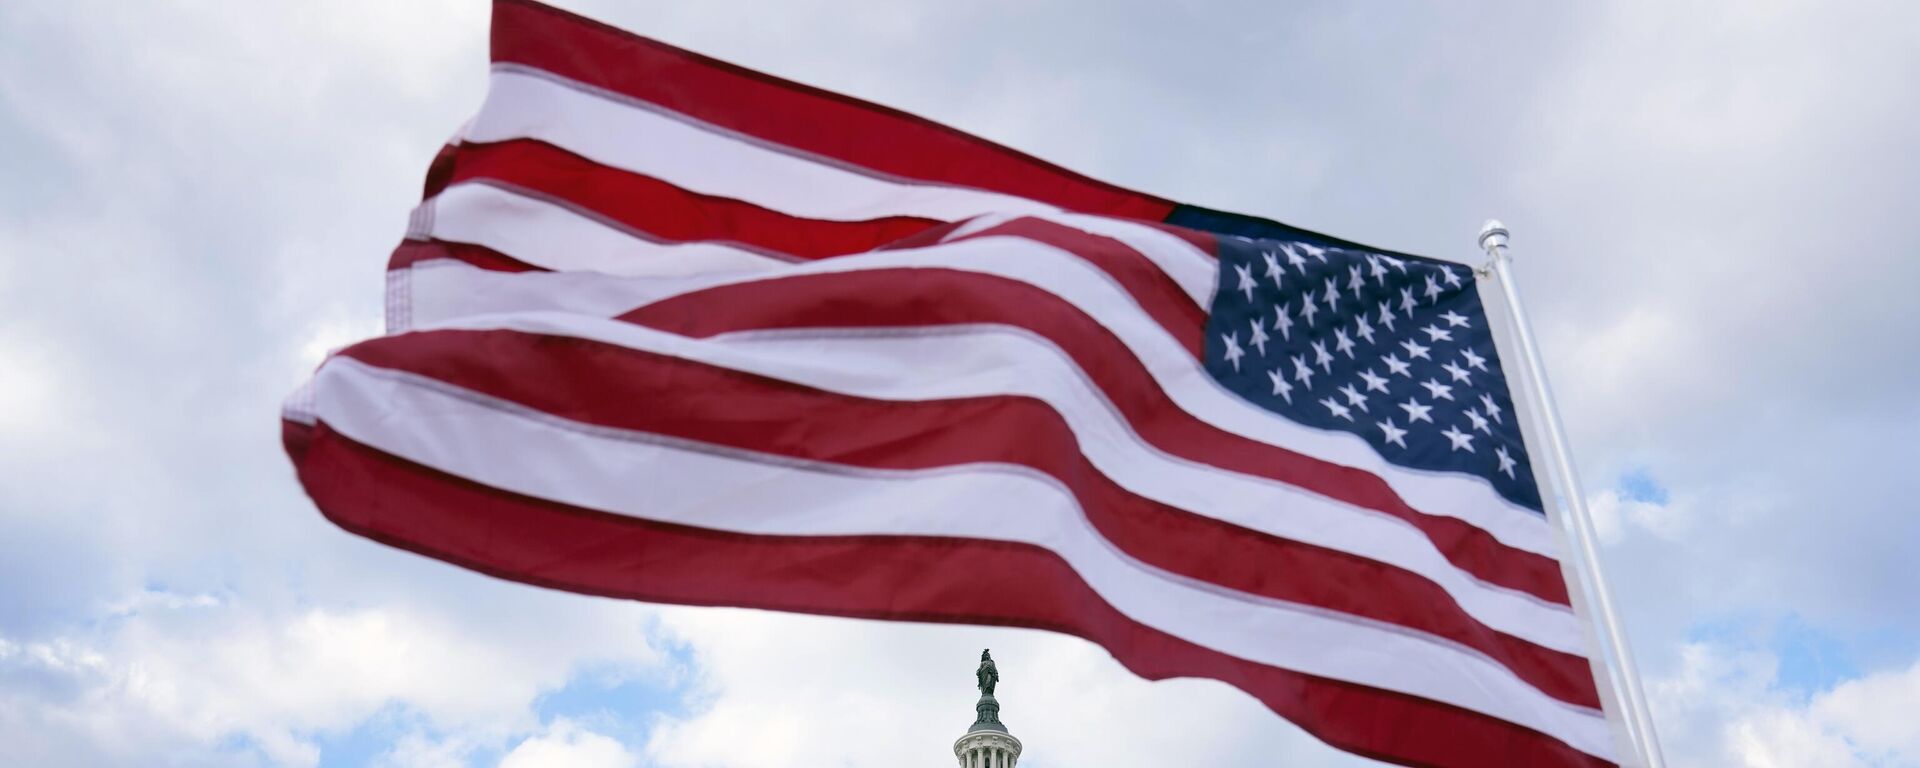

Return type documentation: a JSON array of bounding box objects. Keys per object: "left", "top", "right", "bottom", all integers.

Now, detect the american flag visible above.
[{"left": 282, "top": 2, "right": 1618, "bottom": 766}]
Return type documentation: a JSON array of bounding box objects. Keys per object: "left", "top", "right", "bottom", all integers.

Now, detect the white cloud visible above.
[
  {"left": 372, "top": 732, "right": 477, "bottom": 768},
  {"left": 1797, "top": 661, "right": 1920, "bottom": 760},
  {"left": 1588, "top": 488, "right": 1689, "bottom": 544},
  {"left": 499, "top": 719, "right": 640, "bottom": 768},
  {"left": 1725, "top": 709, "right": 1864, "bottom": 768},
  {"left": 1650, "top": 642, "right": 1920, "bottom": 767},
  {"left": 0, "top": 587, "right": 664, "bottom": 767}
]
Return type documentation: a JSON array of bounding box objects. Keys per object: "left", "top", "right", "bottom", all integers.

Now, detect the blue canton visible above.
[{"left": 1201, "top": 235, "right": 1542, "bottom": 512}]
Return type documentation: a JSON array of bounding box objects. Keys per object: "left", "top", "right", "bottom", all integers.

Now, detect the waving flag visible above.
[{"left": 282, "top": 1, "right": 1620, "bottom": 765}]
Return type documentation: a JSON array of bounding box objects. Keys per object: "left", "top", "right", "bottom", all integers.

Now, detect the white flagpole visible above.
[{"left": 1478, "top": 220, "right": 1666, "bottom": 768}]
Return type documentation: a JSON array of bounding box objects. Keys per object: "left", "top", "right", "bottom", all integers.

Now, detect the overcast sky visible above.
[{"left": 3, "top": 1, "right": 1918, "bottom": 766}]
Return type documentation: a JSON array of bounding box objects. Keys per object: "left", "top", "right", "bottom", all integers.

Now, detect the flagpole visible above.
[{"left": 1478, "top": 220, "right": 1666, "bottom": 768}]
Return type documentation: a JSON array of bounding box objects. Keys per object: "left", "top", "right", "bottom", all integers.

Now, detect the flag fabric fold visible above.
[{"left": 283, "top": 2, "right": 1618, "bottom": 765}]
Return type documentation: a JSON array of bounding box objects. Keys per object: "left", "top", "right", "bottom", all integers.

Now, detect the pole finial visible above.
[{"left": 1478, "top": 219, "right": 1509, "bottom": 251}]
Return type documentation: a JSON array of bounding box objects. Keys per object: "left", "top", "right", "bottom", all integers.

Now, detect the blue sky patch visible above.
[{"left": 1616, "top": 468, "right": 1669, "bottom": 505}]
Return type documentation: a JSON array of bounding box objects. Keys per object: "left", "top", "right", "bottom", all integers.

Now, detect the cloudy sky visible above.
[{"left": 3, "top": 0, "right": 1917, "bottom": 766}]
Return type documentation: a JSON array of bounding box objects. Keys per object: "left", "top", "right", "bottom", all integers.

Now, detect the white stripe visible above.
[
  {"left": 404, "top": 259, "right": 681, "bottom": 329},
  {"left": 466, "top": 67, "right": 1059, "bottom": 224},
  {"left": 400, "top": 229, "right": 1559, "bottom": 559},
  {"left": 394, "top": 305, "right": 1579, "bottom": 655},
  {"left": 310, "top": 355, "right": 1614, "bottom": 760}
]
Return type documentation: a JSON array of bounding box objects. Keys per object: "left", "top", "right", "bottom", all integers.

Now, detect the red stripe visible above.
[
  {"left": 447, "top": 139, "right": 944, "bottom": 259},
  {"left": 618, "top": 269, "right": 1572, "bottom": 606},
  {"left": 389, "top": 239, "right": 547, "bottom": 273},
  {"left": 490, "top": 0, "right": 1174, "bottom": 222},
  {"left": 287, "top": 417, "right": 1613, "bottom": 768},
  {"left": 338, "top": 329, "right": 1598, "bottom": 708},
  {"left": 423, "top": 143, "right": 460, "bottom": 199}
]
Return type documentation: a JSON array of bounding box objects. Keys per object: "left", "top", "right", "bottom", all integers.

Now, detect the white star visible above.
[
  {"left": 1376, "top": 302, "right": 1397, "bottom": 332},
  {"left": 1301, "top": 243, "right": 1328, "bottom": 262},
  {"left": 1333, "top": 327, "right": 1356, "bottom": 359},
  {"left": 1262, "top": 250, "right": 1285, "bottom": 288},
  {"left": 1399, "top": 287, "right": 1418, "bottom": 317},
  {"left": 1465, "top": 407, "right": 1491, "bottom": 434},
  {"left": 1221, "top": 331, "right": 1245, "bottom": 371},
  {"left": 1382, "top": 255, "right": 1408, "bottom": 272},
  {"left": 1399, "top": 398, "right": 1433, "bottom": 424},
  {"left": 1235, "top": 263, "right": 1257, "bottom": 301},
  {"left": 1479, "top": 392, "right": 1503, "bottom": 424},
  {"left": 1419, "top": 378, "right": 1455, "bottom": 401},
  {"left": 1292, "top": 354, "right": 1315, "bottom": 389},
  {"left": 1420, "top": 324, "right": 1453, "bottom": 343},
  {"left": 1378, "top": 418, "right": 1408, "bottom": 448},
  {"left": 1283, "top": 244, "right": 1309, "bottom": 273},
  {"left": 1440, "top": 310, "right": 1471, "bottom": 328},
  {"left": 1423, "top": 273, "right": 1443, "bottom": 303},
  {"left": 1338, "top": 383, "right": 1370, "bottom": 412},
  {"left": 1441, "top": 361, "right": 1473, "bottom": 384},
  {"left": 1441, "top": 424, "right": 1475, "bottom": 452},
  {"left": 1382, "top": 352, "right": 1412, "bottom": 377},
  {"left": 1358, "top": 368, "right": 1391, "bottom": 393},
  {"left": 1323, "top": 278, "right": 1340, "bottom": 313},
  {"left": 1442, "top": 268, "right": 1463, "bottom": 289},
  {"left": 1496, "top": 446, "right": 1517, "bottom": 478},
  {"left": 1319, "top": 396, "right": 1353, "bottom": 421},
  {"left": 1368, "top": 254, "right": 1390, "bottom": 284},
  {"left": 1354, "top": 315, "right": 1375, "bottom": 345},
  {"left": 1311, "top": 339, "right": 1334, "bottom": 373},
  {"left": 1461, "top": 347, "right": 1488, "bottom": 372},
  {"left": 1249, "top": 317, "right": 1270, "bottom": 356},
  {"left": 1348, "top": 265, "right": 1365, "bottom": 300},
  {"left": 1299, "top": 296, "right": 1319, "bottom": 327},
  {"left": 1267, "top": 367, "right": 1294, "bottom": 404},
  {"left": 1400, "top": 338, "right": 1431, "bottom": 360},
  {"left": 1273, "top": 302, "right": 1295, "bottom": 341}
]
